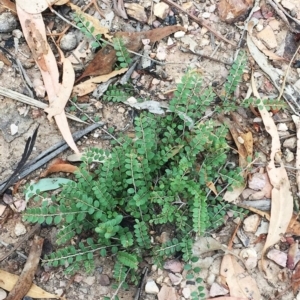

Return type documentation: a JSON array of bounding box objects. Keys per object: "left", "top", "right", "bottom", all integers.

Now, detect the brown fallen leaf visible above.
[
  {"left": 16, "top": 4, "right": 79, "bottom": 154},
  {"left": 0, "top": 269, "right": 65, "bottom": 299},
  {"left": 40, "top": 158, "right": 78, "bottom": 177},
  {"left": 75, "top": 45, "right": 117, "bottom": 83},
  {"left": 0, "top": 0, "right": 17, "bottom": 14},
  {"left": 76, "top": 25, "right": 185, "bottom": 82},
  {"left": 74, "top": 68, "right": 128, "bottom": 96},
  {"left": 206, "top": 181, "right": 218, "bottom": 196}
]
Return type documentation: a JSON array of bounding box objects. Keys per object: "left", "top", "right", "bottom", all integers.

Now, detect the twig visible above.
[
  {"left": 6, "top": 235, "right": 44, "bottom": 300},
  {"left": 277, "top": 43, "right": 300, "bottom": 101},
  {"left": 292, "top": 115, "right": 300, "bottom": 194},
  {"left": 134, "top": 267, "right": 148, "bottom": 300},
  {"left": 180, "top": 46, "right": 232, "bottom": 66},
  {"left": 69, "top": 99, "right": 122, "bottom": 145},
  {"left": 110, "top": 269, "right": 130, "bottom": 299},
  {"left": 0, "top": 123, "right": 104, "bottom": 192},
  {"left": 161, "top": 0, "right": 237, "bottom": 47},
  {"left": 0, "top": 86, "right": 87, "bottom": 124},
  {"left": 0, "top": 223, "right": 41, "bottom": 262}
]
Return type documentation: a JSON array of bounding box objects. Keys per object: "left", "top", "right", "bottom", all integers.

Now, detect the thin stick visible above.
[
  {"left": 6, "top": 235, "right": 44, "bottom": 300},
  {"left": 277, "top": 43, "right": 300, "bottom": 101},
  {"left": 161, "top": 0, "right": 237, "bottom": 47}
]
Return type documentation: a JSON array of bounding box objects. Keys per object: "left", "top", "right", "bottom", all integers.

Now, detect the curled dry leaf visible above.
[
  {"left": 75, "top": 45, "right": 117, "bottom": 83},
  {"left": 251, "top": 73, "right": 293, "bottom": 267},
  {"left": 292, "top": 260, "right": 300, "bottom": 293},
  {"left": 40, "top": 158, "right": 78, "bottom": 177},
  {"left": 74, "top": 68, "right": 128, "bottom": 96},
  {"left": 16, "top": 4, "right": 79, "bottom": 153}
]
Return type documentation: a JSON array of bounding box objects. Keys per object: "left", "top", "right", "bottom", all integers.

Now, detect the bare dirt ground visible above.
[{"left": 1, "top": 0, "right": 300, "bottom": 299}]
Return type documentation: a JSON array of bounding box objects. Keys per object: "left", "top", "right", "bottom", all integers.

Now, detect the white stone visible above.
[
  {"left": 255, "top": 219, "right": 269, "bottom": 236},
  {"left": 182, "top": 287, "right": 191, "bottom": 298},
  {"left": 243, "top": 214, "right": 260, "bottom": 233},
  {"left": 256, "top": 23, "right": 264, "bottom": 31},
  {"left": 145, "top": 280, "right": 159, "bottom": 294},
  {"left": 209, "top": 282, "right": 229, "bottom": 297},
  {"left": 167, "top": 37, "right": 174, "bottom": 46},
  {"left": 202, "top": 12, "right": 211, "bottom": 18},
  {"left": 0, "top": 288, "right": 7, "bottom": 300},
  {"left": 237, "top": 136, "right": 244, "bottom": 144},
  {"left": 15, "top": 222, "right": 27, "bottom": 236},
  {"left": 285, "top": 149, "right": 294, "bottom": 162},
  {"left": 206, "top": 273, "right": 216, "bottom": 285},
  {"left": 174, "top": 31, "right": 186, "bottom": 38},
  {"left": 10, "top": 124, "right": 18, "bottom": 135},
  {"left": 153, "top": 2, "right": 170, "bottom": 19},
  {"left": 283, "top": 137, "right": 297, "bottom": 149},
  {"left": 277, "top": 123, "right": 288, "bottom": 131},
  {"left": 12, "top": 29, "right": 23, "bottom": 39},
  {"left": 253, "top": 117, "right": 262, "bottom": 122}
]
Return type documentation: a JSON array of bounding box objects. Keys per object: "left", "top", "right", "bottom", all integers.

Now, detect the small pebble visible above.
[
  {"left": 0, "top": 288, "right": 7, "bottom": 300},
  {"left": 256, "top": 23, "right": 264, "bottom": 31},
  {"left": 237, "top": 136, "right": 244, "bottom": 144},
  {"left": 60, "top": 32, "right": 78, "bottom": 51},
  {"left": 283, "top": 137, "right": 297, "bottom": 149},
  {"left": 277, "top": 123, "right": 288, "bottom": 131},
  {"left": 118, "top": 107, "right": 125, "bottom": 113},
  {"left": 12, "top": 29, "right": 23, "bottom": 39},
  {"left": 202, "top": 12, "right": 211, "bottom": 18},
  {"left": 145, "top": 280, "right": 159, "bottom": 294},
  {"left": 182, "top": 287, "right": 191, "bottom": 299},
  {"left": 15, "top": 222, "right": 27, "bottom": 236},
  {"left": 174, "top": 31, "right": 185, "bottom": 38},
  {"left": 285, "top": 149, "right": 294, "bottom": 162},
  {"left": 0, "top": 12, "right": 17, "bottom": 33},
  {"left": 10, "top": 124, "right": 18, "bottom": 136}
]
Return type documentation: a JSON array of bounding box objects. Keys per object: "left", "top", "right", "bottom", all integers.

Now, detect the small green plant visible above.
[
  {"left": 184, "top": 257, "right": 206, "bottom": 300},
  {"left": 73, "top": 14, "right": 132, "bottom": 68},
  {"left": 24, "top": 55, "right": 249, "bottom": 292},
  {"left": 103, "top": 84, "right": 134, "bottom": 102}
]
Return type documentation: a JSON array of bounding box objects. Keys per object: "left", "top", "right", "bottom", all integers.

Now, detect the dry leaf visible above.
[
  {"left": 0, "top": 269, "right": 65, "bottom": 299},
  {"left": 40, "top": 158, "right": 78, "bottom": 177},
  {"left": 73, "top": 68, "right": 128, "bottom": 96},
  {"left": 15, "top": 0, "right": 68, "bottom": 14},
  {"left": 206, "top": 181, "right": 218, "bottom": 196},
  {"left": 75, "top": 45, "right": 117, "bottom": 83},
  {"left": 220, "top": 255, "right": 261, "bottom": 299},
  {"left": 44, "top": 57, "right": 75, "bottom": 120},
  {"left": 17, "top": 5, "right": 79, "bottom": 153},
  {"left": 68, "top": 3, "right": 112, "bottom": 41},
  {"left": 251, "top": 73, "right": 293, "bottom": 266},
  {"left": 207, "top": 297, "right": 248, "bottom": 300},
  {"left": 247, "top": 19, "right": 286, "bottom": 61},
  {"left": 223, "top": 184, "right": 246, "bottom": 202},
  {"left": 0, "top": 0, "right": 17, "bottom": 13}
]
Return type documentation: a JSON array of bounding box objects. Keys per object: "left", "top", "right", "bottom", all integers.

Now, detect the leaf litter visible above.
[{"left": 1, "top": 0, "right": 300, "bottom": 298}]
